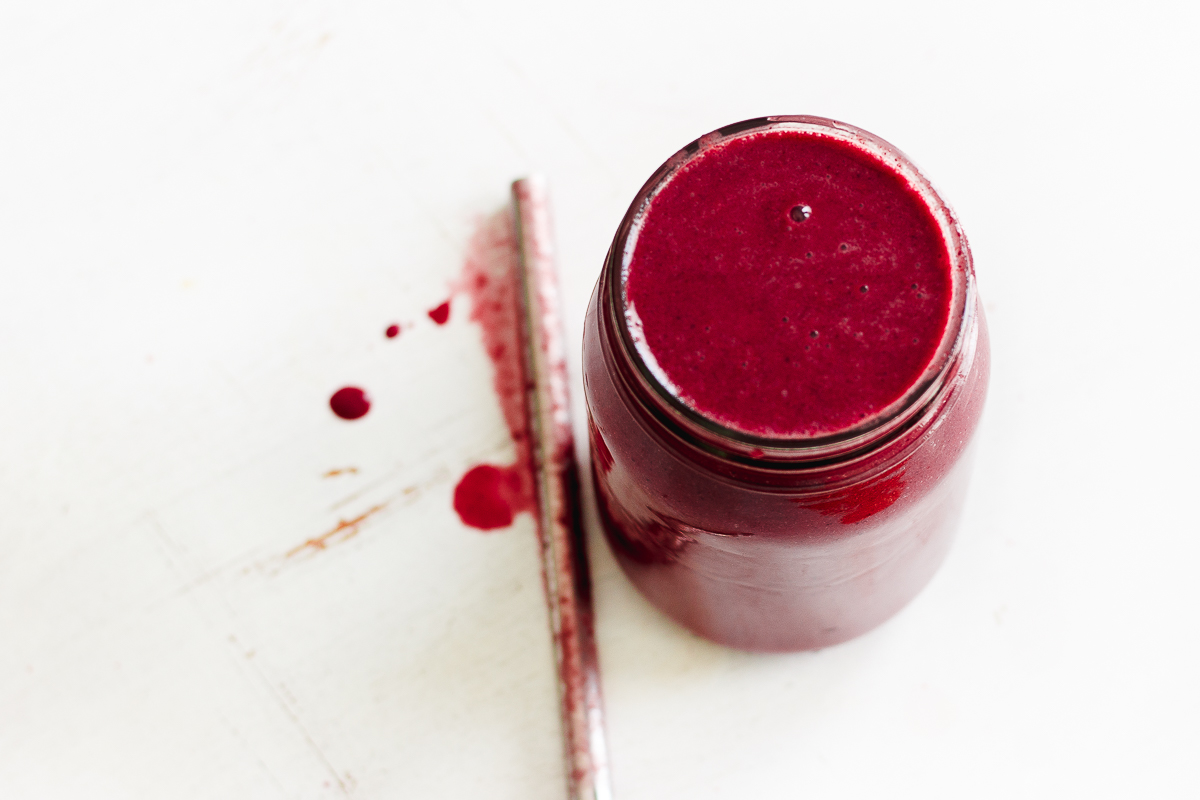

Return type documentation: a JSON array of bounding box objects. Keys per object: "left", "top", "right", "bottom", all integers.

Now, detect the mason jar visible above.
[{"left": 582, "top": 116, "right": 989, "bottom": 652}]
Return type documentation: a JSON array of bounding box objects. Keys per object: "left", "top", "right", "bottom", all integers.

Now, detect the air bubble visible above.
[
  {"left": 860, "top": 285, "right": 869, "bottom": 293},
  {"left": 810, "top": 330, "right": 819, "bottom": 338},
  {"left": 789, "top": 204, "right": 812, "bottom": 222}
]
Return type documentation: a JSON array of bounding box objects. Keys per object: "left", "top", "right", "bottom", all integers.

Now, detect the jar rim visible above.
[{"left": 603, "top": 115, "right": 975, "bottom": 464}]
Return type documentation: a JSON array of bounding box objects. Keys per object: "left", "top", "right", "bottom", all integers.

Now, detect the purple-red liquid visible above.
[
  {"left": 584, "top": 120, "right": 989, "bottom": 651},
  {"left": 454, "top": 463, "right": 523, "bottom": 530},
  {"left": 449, "top": 210, "right": 536, "bottom": 531},
  {"left": 329, "top": 218, "right": 530, "bottom": 529},
  {"left": 428, "top": 300, "right": 451, "bottom": 325},
  {"left": 329, "top": 386, "right": 371, "bottom": 420},
  {"left": 625, "top": 131, "right": 952, "bottom": 438}
]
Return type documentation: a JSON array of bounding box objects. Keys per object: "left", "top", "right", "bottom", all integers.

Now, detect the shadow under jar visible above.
[{"left": 582, "top": 116, "right": 989, "bottom": 652}]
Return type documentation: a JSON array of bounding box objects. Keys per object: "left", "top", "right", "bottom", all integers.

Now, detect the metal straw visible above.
[{"left": 512, "top": 177, "right": 613, "bottom": 800}]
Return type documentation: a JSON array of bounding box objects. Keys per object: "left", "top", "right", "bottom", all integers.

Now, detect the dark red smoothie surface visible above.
[{"left": 623, "top": 130, "right": 953, "bottom": 438}]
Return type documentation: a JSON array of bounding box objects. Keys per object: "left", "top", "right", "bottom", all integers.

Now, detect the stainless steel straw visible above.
[{"left": 511, "top": 177, "right": 613, "bottom": 800}]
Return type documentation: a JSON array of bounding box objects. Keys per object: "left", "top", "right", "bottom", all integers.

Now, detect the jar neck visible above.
[{"left": 601, "top": 116, "right": 976, "bottom": 471}]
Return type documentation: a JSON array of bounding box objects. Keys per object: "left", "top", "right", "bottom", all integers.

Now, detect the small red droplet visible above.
[
  {"left": 428, "top": 301, "right": 451, "bottom": 325},
  {"left": 330, "top": 387, "right": 370, "bottom": 420},
  {"left": 385, "top": 324, "right": 400, "bottom": 338}
]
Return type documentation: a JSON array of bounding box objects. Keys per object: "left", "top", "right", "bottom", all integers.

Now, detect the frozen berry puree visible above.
[{"left": 624, "top": 129, "right": 952, "bottom": 439}]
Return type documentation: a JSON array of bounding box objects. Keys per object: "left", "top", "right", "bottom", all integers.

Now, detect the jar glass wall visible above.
[{"left": 582, "top": 117, "right": 990, "bottom": 652}]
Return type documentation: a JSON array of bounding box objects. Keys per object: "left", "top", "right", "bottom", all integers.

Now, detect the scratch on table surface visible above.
[
  {"left": 166, "top": 550, "right": 270, "bottom": 601},
  {"left": 329, "top": 462, "right": 451, "bottom": 512},
  {"left": 232, "top": 634, "right": 357, "bottom": 798},
  {"left": 322, "top": 467, "right": 359, "bottom": 478},
  {"left": 218, "top": 711, "right": 289, "bottom": 797},
  {"left": 150, "top": 516, "right": 355, "bottom": 795},
  {"left": 286, "top": 504, "right": 388, "bottom": 558},
  {"left": 232, "top": 468, "right": 448, "bottom": 578},
  {"left": 329, "top": 480, "right": 420, "bottom": 516}
]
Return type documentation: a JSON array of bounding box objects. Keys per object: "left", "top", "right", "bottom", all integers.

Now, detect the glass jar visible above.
[{"left": 582, "top": 116, "right": 989, "bottom": 652}]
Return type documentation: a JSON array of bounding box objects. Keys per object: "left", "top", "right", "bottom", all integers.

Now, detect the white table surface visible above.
[{"left": 2, "top": 2, "right": 1198, "bottom": 798}]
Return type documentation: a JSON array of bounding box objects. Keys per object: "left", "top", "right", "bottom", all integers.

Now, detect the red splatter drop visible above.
[
  {"left": 453, "top": 464, "right": 527, "bottom": 530},
  {"left": 385, "top": 324, "right": 400, "bottom": 338},
  {"left": 427, "top": 300, "right": 451, "bottom": 325},
  {"left": 450, "top": 209, "right": 536, "bottom": 531},
  {"left": 330, "top": 386, "right": 370, "bottom": 420}
]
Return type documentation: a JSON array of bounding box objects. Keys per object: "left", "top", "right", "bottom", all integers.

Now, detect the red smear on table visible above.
[
  {"left": 287, "top": 503, "right": 387, "bottom": 557},
  {"left": 427, "top": 300, "right": 451, "bottom": 325},
  {"left": 329, "top": 386, "right": 370, "bottom": 420},
  {"left": 385, "top": 324, "right": 400, "bottom": 338},
  {"left": 449, "top": 209, "right": 536, "bottom": 531}
]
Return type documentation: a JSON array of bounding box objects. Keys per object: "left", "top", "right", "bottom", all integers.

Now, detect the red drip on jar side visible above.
[{"left": 329, "top": 386, "right": 371, "bottom": 420}]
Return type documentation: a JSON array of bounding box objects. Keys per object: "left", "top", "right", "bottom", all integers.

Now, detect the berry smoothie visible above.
[{"left": 583, "top": 117, "right": 989, "bottom": 651}]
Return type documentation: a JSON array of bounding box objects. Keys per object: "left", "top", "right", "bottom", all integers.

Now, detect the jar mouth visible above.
[{"left": 605, "top": 116, "right": 974, "bottom": 464}]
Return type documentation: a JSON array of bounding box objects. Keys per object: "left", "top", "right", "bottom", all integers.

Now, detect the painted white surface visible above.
[{"left": 1, "top": 1, "right": 1197, "bottom": 797}]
